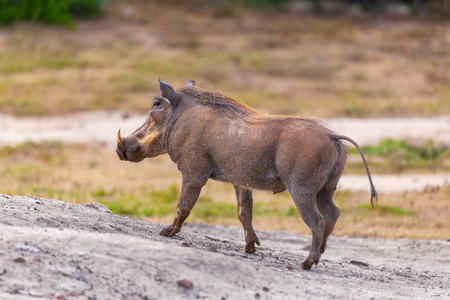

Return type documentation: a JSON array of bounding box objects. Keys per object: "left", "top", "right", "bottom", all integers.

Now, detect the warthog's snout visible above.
[{"left": 116, "top": 129, "right": 141, "bottom": 161}]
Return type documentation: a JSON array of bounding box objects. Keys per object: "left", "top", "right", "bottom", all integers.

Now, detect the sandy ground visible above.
[
  {"left": 1, "top": 111, "right": 450, "bottom": 193},
  {"left": 0, "top": 194, "right": 449, "bottom": 300}
]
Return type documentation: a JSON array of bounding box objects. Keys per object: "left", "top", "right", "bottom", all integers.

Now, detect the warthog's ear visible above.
[
  {"left": 185, "top": 80, "right": 196, "bottom": 88},
  {"left": 159, "top": 79, "right": 182, "bottom": 107},
  {"left": 150, "top": 97, "right": 171, "bottom": 125}
]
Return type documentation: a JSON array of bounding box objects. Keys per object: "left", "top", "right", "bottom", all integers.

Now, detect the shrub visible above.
[
  {"left": 0, "top": 0, "right": 72, "bottom": 25},
  {"left": 68, "top": 0, "right": 102, "bottom": 18},
  {"left": 0, "top": 0, "right": 102, "bottom": 26}
]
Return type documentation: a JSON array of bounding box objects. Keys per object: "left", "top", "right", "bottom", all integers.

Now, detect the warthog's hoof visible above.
[
  {"left": 244, "top": 239, "right": 260, "bottom": 254},
  {"left": 159, "top": 225, "right": 180, "bottom": 237},
  {"left": 301, "top": 258, "right": 318, "bottom": 270}
]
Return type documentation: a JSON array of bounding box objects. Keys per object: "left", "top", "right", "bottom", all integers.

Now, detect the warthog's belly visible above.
[
  {"left": 210, "top": 168, "right": 287, "bottom": 194},
  {"left": 248, "top": 178, "right": 287, "bottom": 194}
]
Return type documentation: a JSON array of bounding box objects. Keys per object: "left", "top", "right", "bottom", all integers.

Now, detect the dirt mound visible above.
[{"left": 0, "top": 194, "right": 448, "bottom": 299}]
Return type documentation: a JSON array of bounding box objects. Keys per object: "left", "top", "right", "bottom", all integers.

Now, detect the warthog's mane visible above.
[
  {"left": 180, "top": 87, "right": 258, "bottom": 117},
  {"left": 178, "top": 87, "right": 330, "bottom": 132}
]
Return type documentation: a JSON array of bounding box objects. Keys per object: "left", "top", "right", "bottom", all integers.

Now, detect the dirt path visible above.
[
  {"left": 1, "top": 112, "right": 450, "bottom": 148},
  {"left": 338, "top": 174, "right": 450, "bottom": 193},
  {"left": 327, "top": 117, "right": 450, "bottom": 147},
  {"left": 1, "top": 194, "right": 449, "bottom": 299}
]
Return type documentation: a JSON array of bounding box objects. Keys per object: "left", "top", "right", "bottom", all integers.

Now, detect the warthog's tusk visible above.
[{"left": 117, "top": 128, "right": 125, "bottom": 148}]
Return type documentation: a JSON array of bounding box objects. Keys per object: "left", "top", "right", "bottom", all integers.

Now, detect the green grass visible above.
[
  {"left": 192, "top": 202, "right": 237, "bottom": 219},
  {"left": 348, "top": 138, "right": 450, "bottom": 173},
  {"left": 95, "top": 185, "right": 299, "bottom": 220},
  {"left": 93, "top": 187, "right": 407, "bottom": 222},
  {"left": 91, "top": 185, "right": 231, "bottom": 218},
  {"left": 357, "top": 203, "right": 415, "bottom": 216},
  {"left": 95, "top": 185, "right": 178, "bottom": 217},
  {"left": 342, "top": 103, "right": 368, "bottom": 117}
]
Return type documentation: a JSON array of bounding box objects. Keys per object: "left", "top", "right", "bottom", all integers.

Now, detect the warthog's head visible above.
[{"left": 116, "top": 79, "right": 189, "bottom": 162}]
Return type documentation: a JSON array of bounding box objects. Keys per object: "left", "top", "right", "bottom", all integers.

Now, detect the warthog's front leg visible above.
[
  {"left": 234, "top": 186, "right": 260, "bottom": 254},
  {"left": 160, "top": 181, "right": 203, "bottom": 237}
]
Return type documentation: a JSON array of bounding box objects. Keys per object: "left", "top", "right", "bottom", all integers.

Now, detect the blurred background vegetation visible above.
[
  {"left": 0, "top": 0, "right": 449, "bottom": 239},
  {"left": 0, "top": 0, "right": 102, "bottom": 26},
  {"left": 1, "top": 0, "right": 450, "bottom": 117},
  {"left": 2, "top": 0, "right": 450, "bottom": 26}
]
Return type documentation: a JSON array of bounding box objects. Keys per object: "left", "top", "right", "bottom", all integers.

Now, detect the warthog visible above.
[{"left": 116, "top": 79, "right": 377, "bottom": 270}]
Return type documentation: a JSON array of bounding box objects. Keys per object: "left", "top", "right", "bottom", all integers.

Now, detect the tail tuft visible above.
[{"left": 371, "top": 188, "right": 378, "bottom": 209}]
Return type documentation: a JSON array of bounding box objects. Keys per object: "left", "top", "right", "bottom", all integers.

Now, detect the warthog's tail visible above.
[{"left": 332, "top": 135, "right": 378, "bottom": 208}]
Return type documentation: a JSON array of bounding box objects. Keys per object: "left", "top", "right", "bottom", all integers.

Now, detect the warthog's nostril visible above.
[{"left": 128, "top": 142, "right": 140, "bottom": 153}]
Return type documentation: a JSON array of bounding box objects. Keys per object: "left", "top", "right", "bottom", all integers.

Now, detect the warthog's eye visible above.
[{"left": 153, "top": 99, "right": 162, "bottom": 107}]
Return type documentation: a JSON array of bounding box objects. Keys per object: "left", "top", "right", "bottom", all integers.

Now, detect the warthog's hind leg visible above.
[
  {"left": 160, "top": 182, "right": 203, "bottom": 237},
  {"left": 234, "top": 186, "right": 260, "bottom": 254},
  {"left": 316, "top": 188, "right": 340, "bottom": 254},
  {"left": 289, "top": 187, "right": 325, "bottom": 270}
]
